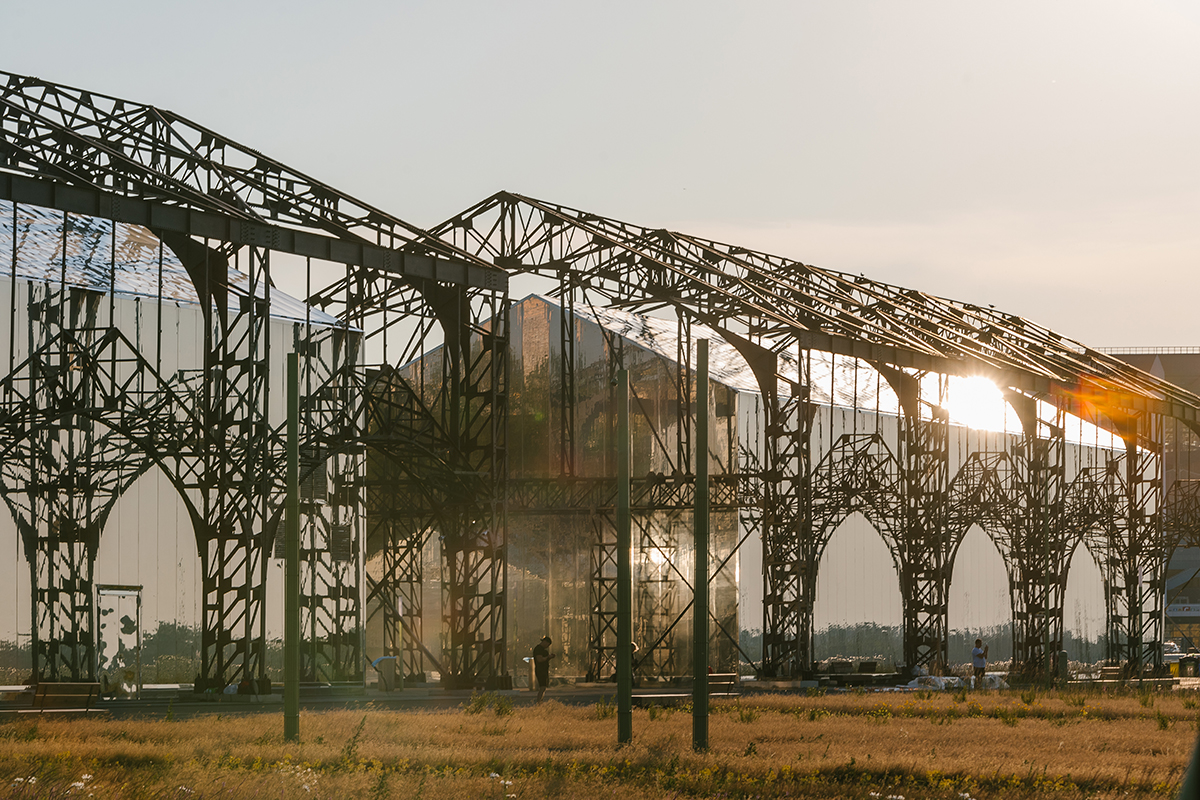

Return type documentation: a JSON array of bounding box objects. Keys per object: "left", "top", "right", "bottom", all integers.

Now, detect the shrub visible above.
[
  {"left": 465, "top": 690, "right": 494, "bottom": 715},
  {"left": 593, "top": 696, "right": 616, "bottom": 720}
]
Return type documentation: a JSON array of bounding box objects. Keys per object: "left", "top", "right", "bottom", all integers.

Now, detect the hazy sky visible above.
[{"left": 6, "top": 1, "right": 1198, "bottom": 347}]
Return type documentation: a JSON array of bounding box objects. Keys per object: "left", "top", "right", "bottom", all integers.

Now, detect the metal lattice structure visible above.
[
  {"left": 5, "top": 69, "right": 1200, "bottom": 690},
  {"left": 1, "top": 70, "right": 509, "bottom": 688},
  {"left": 424, "top": 191, "right": 1200, "bottom": 677}
]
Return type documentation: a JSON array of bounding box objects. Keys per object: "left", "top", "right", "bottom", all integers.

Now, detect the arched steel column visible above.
[
  {"left": 292, "top": 324, "right": 363, "bottom": 683},
  {"left": 425, "top": 283, "right": 509, "bottom": 688},
  {"left": 761, "top": 347, "right": 814, "bottom": 677},
  {"left": 876, "top": 365, "right": 951, "bottom": 671},
  {"left": 16, "top": 285, "right": 107, "bottom": 681},
  {"left": 1003, "top": 392, "right": 1067, "bottom": 678},
  {"left": 1104, "top": 416, "right": 1164, "bottom": 672},
  {"left": 161, "top": 236, "right": 274, "bottom": 692}
]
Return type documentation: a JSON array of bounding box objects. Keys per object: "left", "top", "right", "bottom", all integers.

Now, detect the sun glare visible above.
[{"left": 947, "top": 376, "right": 1011, "bottom": 433}]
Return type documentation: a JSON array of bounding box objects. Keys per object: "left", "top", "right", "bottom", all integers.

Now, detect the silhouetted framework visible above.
[
  {"left": 0, "top": 70, "right": 509, "bottom": 689},
  {"left": 425, "top": 191, "right": 1200, "bottom": 678},
  {"left": 6, "top": 70, "right": 1200, "bottom": 691}
]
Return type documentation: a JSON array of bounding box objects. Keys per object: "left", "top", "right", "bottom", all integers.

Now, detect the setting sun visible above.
[{"left": 946, "top": 375, "right": 1012, "bottom": 433}]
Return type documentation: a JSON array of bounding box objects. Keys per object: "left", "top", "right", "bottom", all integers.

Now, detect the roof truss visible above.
[
  {"left": 0, "top": 70, "right": 504, "bottom": 291},
  {"left": 432, "top": 191, "right": 1200, "bottom": 425}
]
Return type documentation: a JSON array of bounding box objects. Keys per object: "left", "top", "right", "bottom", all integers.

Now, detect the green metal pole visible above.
[
  {"left": 1179, "top": 730, "right": 1200, "bottom": 799},
  {"left": 693, "top": 340, "right": 709, "bottom": 751},
  {"left": 617, "top": 368, "right": 632, "bottom": 744},
  {"left": 284, "top": 353, "right": 300, "bottom": 741},
  {"left": 396, "top": 600, "right": 404, "bottom": 692}
]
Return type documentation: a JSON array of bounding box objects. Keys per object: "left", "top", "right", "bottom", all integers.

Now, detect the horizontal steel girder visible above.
[{"left": 0, "top": 173, "right": 505, "bottom": 291}]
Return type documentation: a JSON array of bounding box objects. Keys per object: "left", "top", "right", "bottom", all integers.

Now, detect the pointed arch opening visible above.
[
  {"left": 97, "top": 464, "right": 200, "bottom": 687},
  {"left": 949, "top": 525, "right": 1011, "bottom": 665},
  {"left": 812, "top": 512, "right": 902, "bottom": 666},
  {"left": 1063, "top": 542, "right": 1106, "bottom": 664}
]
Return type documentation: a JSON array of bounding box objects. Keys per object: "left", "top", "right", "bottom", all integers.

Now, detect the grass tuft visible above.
[
  {"left": 593, "top": 695, "right": 616, "bottom": 720},
  {"left": 736, "top": 703, "right": 759, "bottom": 724}
]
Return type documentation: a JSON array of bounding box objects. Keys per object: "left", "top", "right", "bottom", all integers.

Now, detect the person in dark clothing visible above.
[{"left": 533, "top": 635, "right": 556, "bottom": 702}]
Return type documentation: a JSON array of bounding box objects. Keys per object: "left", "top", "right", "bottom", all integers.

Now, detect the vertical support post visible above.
[
  {"left": 396, "top": 597, "right": 405, "bottom": 692},
  {"left": 284, "top": 353, "right": 300, "bottom": 742},
  {"left": 693, "top": 340, "right": 709, "bottom": 751},
  {"left": 617, "top": 368, "right": 632, "bottom": 744},
  {"left": 1043, "top": 465, "right": 1052, "bottom": 689},
  {"left": 135, "top": 591, "right": 143, "bottom": 701}
]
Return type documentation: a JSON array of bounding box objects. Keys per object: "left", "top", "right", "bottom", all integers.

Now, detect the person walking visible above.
[
  {"left": 972, "top": 638, "right": 989, "bottom": 689},
  {"left": 533, "top": 635, "right": 556, "bottom": 702}
]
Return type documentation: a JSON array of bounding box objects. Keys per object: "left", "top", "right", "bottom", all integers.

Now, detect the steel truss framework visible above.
[
  {"left": 425, "top": 191, "right": 1200, "bottom": 677},
  {"left": 4, "top": 69, "right": 1200, "bottom": 689},
  {"left": 1, "top": 70, "right": 509, "bottom": 689}
]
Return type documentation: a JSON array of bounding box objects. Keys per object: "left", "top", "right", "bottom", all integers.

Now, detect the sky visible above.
[{"left": 5, "top": 1, "right": 1199, "bottom": 348}]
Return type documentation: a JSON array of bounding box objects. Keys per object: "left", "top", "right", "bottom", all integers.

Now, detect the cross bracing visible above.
[
  {"left": 0, "top": 71, "right": 503, "bottom": 288},
  {"left": 423, "top": 192, "right": 1200, "bottom": 678},
  {"left": 436, "top": 192, "right": 1198, "bottom": 423},
  {"left": 3, "top": 68, "right": 1200, "bottom": 691},
  {"left": 1, "top": 70, "right": 509, "bottom": 690}
]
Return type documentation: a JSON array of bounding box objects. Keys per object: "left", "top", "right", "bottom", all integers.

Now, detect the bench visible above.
[
  {"left": 630, "top": 673, "right": 740, "bottom": 707},
  {"left": 709, "top": 673, "right": 739, "bottom": 694},
  {"left": 31, "top": 682, "right": 102, "bottom": 712}
]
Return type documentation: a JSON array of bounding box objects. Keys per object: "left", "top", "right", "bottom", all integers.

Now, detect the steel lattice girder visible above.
[
  {"left": 0, "top": 71, "right": 505, "bottom": 291},
  {"left": 433, "top": 192, "right": 1200, "bottom": 425}
]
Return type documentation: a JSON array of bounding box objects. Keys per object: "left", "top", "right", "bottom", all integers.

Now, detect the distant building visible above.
[{"left": 1103, "top": 349, "right": 1200, "bottom": 649}]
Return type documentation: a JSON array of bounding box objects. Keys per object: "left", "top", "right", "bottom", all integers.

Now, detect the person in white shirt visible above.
[{"left": 972, "top": 638, "right": 989, "bottom": 689}]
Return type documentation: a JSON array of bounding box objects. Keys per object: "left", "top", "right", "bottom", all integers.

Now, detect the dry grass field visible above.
[{"left": 1, "top": 686, "right": 1197, "bottom": 799}]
